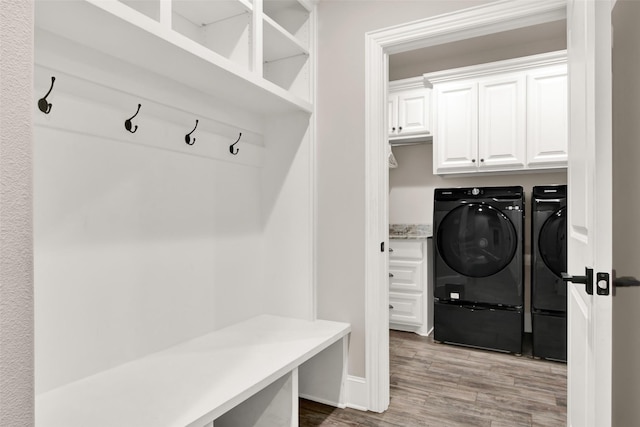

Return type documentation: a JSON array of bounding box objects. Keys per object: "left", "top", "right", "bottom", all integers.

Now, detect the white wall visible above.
[
  {"left": 0, "top": 1, "right": 34, "bottom": 424},
  {"left": 316, "top": 0, "right": 496, "bottom": 379},
  {"left": 34, "top": 69, "right": 265, "bottom": 393},
  {"left": 262, "top": 112, "right": 315, "bottom": 320},
  {"left": 34, "top": 33, "right": 314, "bottom": 393},
  {"left": 612, "top": 1, "right": 640, "bottom": 424}
]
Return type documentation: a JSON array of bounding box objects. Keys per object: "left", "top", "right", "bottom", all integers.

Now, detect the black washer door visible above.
[
  {"left": 437, "top": 203, "right": 517, "bottom": 278},
  {"left": 539, "top": 207, "right": 567, "bottom": 277}
]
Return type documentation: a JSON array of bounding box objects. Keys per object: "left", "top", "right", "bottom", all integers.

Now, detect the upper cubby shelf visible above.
[
  {"left": 263, "top": 15, "right": 309, "bottom": 63},
  {"left": 35, "top": 0, "right": 312, "bottom": 115},
  {"left": 172, "top": 0, "right": 254, "bottom": 69},
  {"left": 264, "top": 0, "right": 311, "bottom": 48}
]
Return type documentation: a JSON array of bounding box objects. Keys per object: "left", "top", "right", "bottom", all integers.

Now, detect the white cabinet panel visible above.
[
  {"left": 478, "top": 75, "right": 526, "bottom": 170},
  {"left": 388, "top": 77, "right": 431, "bottom": 143},
  {"left": 388, "top": 239, "right": 432, "bottom": 335},
  {"left": 527, "top": 66, "right": 568, "bottom": 167},
  {"left": 397, "top": 91, "right": 430, "bottom": 136},
  {"left": 389, "top": 260, "right": 423, "bottom": 292},
  {"left": 388, "top": 240, "right": 423, "bottom": 259},
  {"left": 389, "top": 292, "right": 423, "bottom": 326},
  {"left": 388, "top": 96, "right": 398, "bottom": 135},
  {"left": 434, "top": 81, "right": 478, "bottom": 173}
]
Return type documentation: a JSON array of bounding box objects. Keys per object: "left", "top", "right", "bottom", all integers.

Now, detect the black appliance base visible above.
[
  {"left": 434, "top": 302, "right": 523, "bottom": 354},
  {"left": 532, "top": 311, "right": 567, "bottom": 362}
]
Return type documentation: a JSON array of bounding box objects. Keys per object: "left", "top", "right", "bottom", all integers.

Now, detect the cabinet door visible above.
[
  {"left": 527, "top": 65, "right": 568, "bottom": 167},
  {"left": 389, "top": 260, "right": 424, "bottom": 292},
  {"left": 433, "top": 82, "right": 478, "bottom": 173},
  {"left": 478, "top": 74, "right": 526, "bottom": 170},
  {"left": 389, "top": 240, "right": 423, "bottom": 260},
  {"left": 388, "top": 95, "right": 398, "bottom": 137},
  {"left": 389, "top": 292, "right": 423, "bottom": 325},
  {"left": 397, "top": 90, "right": 430, "bottom": 136}
]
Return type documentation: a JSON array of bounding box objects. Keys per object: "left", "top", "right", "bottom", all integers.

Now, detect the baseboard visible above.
[
  {"left": 299, "top": 393, "right": 346, "bottom": 409},
  {"left": 390, "top": 323, "right": 434, "bottom": 337},
  {"left": 300, "top": 375, "right": 368, "bottom": 411},
  {"left": 345, "top": 375, "right": 368, "bottom": 411}
]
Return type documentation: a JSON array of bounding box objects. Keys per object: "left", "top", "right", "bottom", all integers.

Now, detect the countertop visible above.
[{"left": 389, "top": 224, "right": 432, "bottom": 239}]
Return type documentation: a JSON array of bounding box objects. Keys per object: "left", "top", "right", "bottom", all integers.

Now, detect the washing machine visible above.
[
  {"left": 433, "top": 186, "right": 524, "bottom": 354},
  {"left": 531, "top": 185, "right": 567, "bottom": 361}
]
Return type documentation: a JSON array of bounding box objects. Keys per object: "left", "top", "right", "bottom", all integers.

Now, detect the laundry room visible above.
[{"left": 387, "top": 18, "right": 568, "bottom": 344}]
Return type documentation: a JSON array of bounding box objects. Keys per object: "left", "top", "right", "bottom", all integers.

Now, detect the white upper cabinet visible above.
[
  {"left": 526, "top": 65, "right": 568, "bottom": 166},
  {"left": 433, "top": 81, "right": 477, "bottom": 172},
  {"left": 35, "top": 0, "right": 315, "bottom": 115},
  {"left": 478, "top": 74, "right": 527, "bottom": 170},
  {"left": 388, "top": 77, "right": 431, "bottom": 144},
  {"left": 427, "top": 51, "right": 567, "bottom": 175}
]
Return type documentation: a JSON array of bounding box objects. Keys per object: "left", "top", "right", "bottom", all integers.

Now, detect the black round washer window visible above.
[
  {"left": 437, "top": 203, "right": 517, "bottom": 278},
  {"left": 539, "top": 207, "right": 567, "bottom": 277}
]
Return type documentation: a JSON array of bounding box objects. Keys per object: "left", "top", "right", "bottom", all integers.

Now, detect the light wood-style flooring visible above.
[{"left": 300, "top": 330, "right": 567, "bottom": 426}]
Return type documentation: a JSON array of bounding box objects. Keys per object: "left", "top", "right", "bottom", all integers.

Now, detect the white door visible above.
[{"left": 565, "top": 0, "right": 613, "bottom": 426}]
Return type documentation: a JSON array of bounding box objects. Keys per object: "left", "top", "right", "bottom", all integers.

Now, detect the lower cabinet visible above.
[{"left": 389, "top": 239, "right": 433, "bottom": 336}]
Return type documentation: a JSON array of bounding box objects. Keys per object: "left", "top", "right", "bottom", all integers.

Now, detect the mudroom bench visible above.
[{"left": 36, "top": 315, "right": 351, "bottom": 427}]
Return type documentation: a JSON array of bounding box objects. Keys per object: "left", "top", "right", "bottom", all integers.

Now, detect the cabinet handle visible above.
[
  {"left": 389, "top": 304, "right": 394, "bottom": 309},
  {"left": 389, "top": 273, "right": 394, "bottom": 278},
  {"left": 472, "top": 159, "right": 476, "bottom": 163},
  {"left": 398, "top": 126, "right": 403, "bottom": 132},
  {"left": 392, "top": 127, "right": 396, "bottom": 132},
  {"left": 480, "top": 158, "right": 485, "bottom": 163}
]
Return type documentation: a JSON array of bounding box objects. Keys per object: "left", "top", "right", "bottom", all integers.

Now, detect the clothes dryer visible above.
[
  {"left": 531, "top": 185, "right": 567, "bottom": 361},
  {"left": 433, "top": 186, "right": 524, "bottom": 354}
]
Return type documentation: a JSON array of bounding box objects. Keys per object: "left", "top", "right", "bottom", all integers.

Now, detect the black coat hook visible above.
[
  {"left": 185, "top": 120, "right": 198, "bottom": 145},
  {"left": 125, "top": 103, "right": 141, "bottom": 133},
  {"left": 230, "top": 132, "right": 242, "bottom": 155},
  {"left": 38, "top": 76, "right": 56, "bottom": 114}
]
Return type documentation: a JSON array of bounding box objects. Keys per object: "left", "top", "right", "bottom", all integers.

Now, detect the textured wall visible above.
[{"left": 0, "top": 0, "right": 34, "bottom": 425}]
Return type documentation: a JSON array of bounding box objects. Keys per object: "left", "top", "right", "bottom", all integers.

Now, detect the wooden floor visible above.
[{"left": 300, "top": 330, "right": 567, "bottom": 426}]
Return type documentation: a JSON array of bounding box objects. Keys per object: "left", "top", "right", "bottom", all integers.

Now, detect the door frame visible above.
[{"left": 364, "top": 0, "right": 567, "bottom": 412}]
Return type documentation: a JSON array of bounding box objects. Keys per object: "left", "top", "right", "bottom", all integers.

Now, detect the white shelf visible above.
[
  {"left": 172, "top": 0, "right": 252, "bottom": 26},
  {"left": 119, "top": 0, "right": 161, "bottom": 21},
  {"left": 36, "top": 315, "right": 351, "bottom": 427},
  {"left": 265, "top": 0, "right": 312, "bottom": 15},
  {"left": 263, "top": 14, "right": 309, "bottom": 63},
  {"left": 172, "top": 0, "right": 253, "bottom": 69},
  {"left": 35, "top": 0, "right": 312, "bottom": 115},
  {"left": 264, "top": 0, "right": 311, "bottom": 46}
]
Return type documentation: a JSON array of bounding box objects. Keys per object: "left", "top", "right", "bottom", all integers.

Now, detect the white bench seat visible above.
[{"left": 36, "top": 315, "right": 351, "bottom": 427}]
